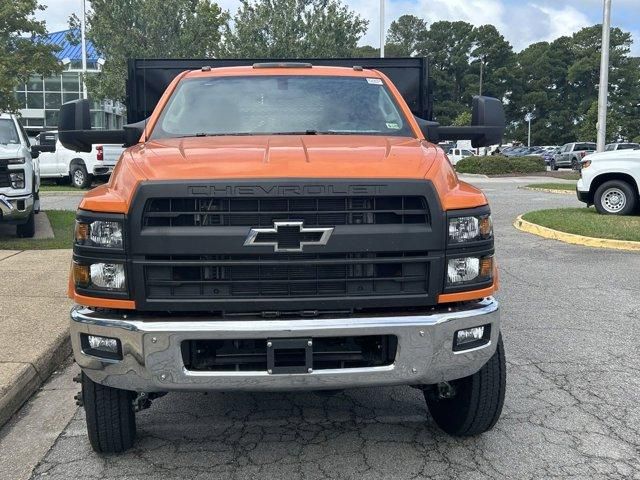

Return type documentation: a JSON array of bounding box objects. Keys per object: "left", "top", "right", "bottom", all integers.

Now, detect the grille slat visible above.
[
  {"left": 144, "top": 252, "right": 430, "bottom": 300},
  {"left": 143, "top": 195, "right": 430, "bottom": 227}
]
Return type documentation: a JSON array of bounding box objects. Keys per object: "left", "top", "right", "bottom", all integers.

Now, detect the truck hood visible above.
[
  {"left": 0, "top": 144, "right": 23, "bottom": 159},
  {"left": 585, "top": 149, "right": 640, "bottom": 161},
  {"left": 81, "top": 135, "right": 488, "bottom": 213},
  {"left": 131, "top": 135, "right": 437, "bottom": 180}
]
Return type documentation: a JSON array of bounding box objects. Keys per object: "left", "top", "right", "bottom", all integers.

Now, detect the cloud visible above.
[{"left": 36, "top": 0, "right": 638, "bottom": 55}]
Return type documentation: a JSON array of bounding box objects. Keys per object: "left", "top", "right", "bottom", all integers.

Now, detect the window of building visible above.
[
  {"left": 45, "top": 92, "right": 62, "bottom": 110},
  {"left": 62, "top": 73, "right": 80, "bottom": 93},
  {"left": 14, "top": 92, "right": 27, "bottom": 109},
  {"left": 27, "top": 92, "right": 44, "bottom": 109},
  {"left": 27, "top": 75, "right": 43, "bottom": 92},
  {"left": 44, "top": 76, "right": 62, "bottom": 91},
  {"left": 45, "top": 110, "right": 59, "bottom": 127}
]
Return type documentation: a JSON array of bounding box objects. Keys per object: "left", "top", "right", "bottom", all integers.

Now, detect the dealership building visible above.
[{"left": 14, "top": 29, "right": 125, "bottom": 134}]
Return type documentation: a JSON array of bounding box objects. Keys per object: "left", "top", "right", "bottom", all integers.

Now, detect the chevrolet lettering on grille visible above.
[{"left": 243, "top": 221, "right": 334, "bottom": 252}]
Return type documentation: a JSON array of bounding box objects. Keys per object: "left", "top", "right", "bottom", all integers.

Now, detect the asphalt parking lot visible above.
[{"left": 5, "top": 178, "right": 640, "bottom": 480}]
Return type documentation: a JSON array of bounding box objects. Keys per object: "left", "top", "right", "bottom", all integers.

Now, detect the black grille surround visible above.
[
  {"left": 0, "top": 160, "right": 11, "bottom": 188},
  {"left": 127, "top": 179, "right": 447, "bottom": 313}
]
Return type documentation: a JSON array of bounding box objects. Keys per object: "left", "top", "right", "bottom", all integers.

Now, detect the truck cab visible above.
[
  {"left": 58, "top": 60, "right": 507, "bottom": 453},
  {"left": 0, "top": 113, "right": 40, "bottom": 238}
]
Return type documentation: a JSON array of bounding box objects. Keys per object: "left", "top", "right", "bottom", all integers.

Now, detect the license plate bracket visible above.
[{"left": 267, "top": 338, "right": 313, "bottom": 374}]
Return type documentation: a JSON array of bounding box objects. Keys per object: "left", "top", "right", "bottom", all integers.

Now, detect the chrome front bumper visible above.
[
  {"left": 0, "top": 193, "right": 33, "bottom": 223},
  {"left": 71, "top": 298, "right": 500, "bottom": 392}
]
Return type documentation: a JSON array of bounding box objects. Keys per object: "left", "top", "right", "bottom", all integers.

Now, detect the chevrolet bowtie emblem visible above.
[{"left": 243, "top": 221, "right": 334, "bottom": 252}]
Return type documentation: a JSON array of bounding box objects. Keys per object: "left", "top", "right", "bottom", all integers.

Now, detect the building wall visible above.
[{"left": 14, "top": 70, "right": 125, "bottom": 132}]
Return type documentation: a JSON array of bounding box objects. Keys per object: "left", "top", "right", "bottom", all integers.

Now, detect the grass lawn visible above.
[
  {"left": 39, "top": 184, "right": 87, "bottom": 192},
  {"left": 522, "top": 208, "right": 640, "bottom": 242},
  {"left": 0, "top": 211, "right": 75, "bottom": 250},
  {"left": 525, "top": 182, "right": 577, "bottom": 191}
]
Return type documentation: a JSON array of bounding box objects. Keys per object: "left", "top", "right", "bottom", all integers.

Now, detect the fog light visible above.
[
  {"left": 81, "top": 333, "right": 122, "bottom": 360},
  {"left": 88, "top": 335, "right": 119, "bottom": 353},
  {"left": 453, "top": 325, "right": 491, "bottom": 351}
]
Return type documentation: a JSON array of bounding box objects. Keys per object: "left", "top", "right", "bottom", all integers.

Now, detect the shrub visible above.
[{"left": 456, "top": 155, "right": 546, "bottom": 175}]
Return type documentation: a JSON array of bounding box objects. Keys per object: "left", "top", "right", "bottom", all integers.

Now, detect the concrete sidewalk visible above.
[{"left": 0, "top": 249, "right": 72, "bottom": 427}]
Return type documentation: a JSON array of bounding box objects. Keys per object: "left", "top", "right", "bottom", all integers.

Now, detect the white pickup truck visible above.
[
  {"left": 0, "top": 113, "right": 41, "bottom": 237},
  {"left": 37, "top": 131, "right": 123, "bottom": 188},
  {"left": 577, "top": 148, "right": 640, "bottom": 215}
]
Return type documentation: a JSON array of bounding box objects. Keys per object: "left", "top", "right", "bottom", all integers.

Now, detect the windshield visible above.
[
  {"left": 0, "top": 119, "right": 20, "bottom": 145},
  {"left": 152, "top": 75, "right": 414, "bottom": 139}
]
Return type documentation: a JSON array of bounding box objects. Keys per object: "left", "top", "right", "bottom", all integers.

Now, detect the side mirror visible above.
[
  {"left": 58, "top": 99, "right": 145, "bottom": 152},
  {"left": 31, "top": 144, "right": 56, "bottom": 157},
  {"left": 425, "top": 96, "right": 506, "bottom": 148}
]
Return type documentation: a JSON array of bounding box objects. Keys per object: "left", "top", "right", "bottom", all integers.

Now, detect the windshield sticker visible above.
[
  {"left": 386, "top": 122, "right": 400, "bottom": 130},
  {"left": 366, "top": 78, "right": 383, "bottom": 85}
]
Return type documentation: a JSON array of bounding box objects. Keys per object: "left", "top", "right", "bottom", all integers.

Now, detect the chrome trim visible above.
[
  {"left": 243, "top": 220, "right": 334, "bottom": 252},
  {"left": 0, "top": 194, "right": 33, "bottom": 221},
  {"left": 71, "top": 298, "right": 500, "bottom": 392}
]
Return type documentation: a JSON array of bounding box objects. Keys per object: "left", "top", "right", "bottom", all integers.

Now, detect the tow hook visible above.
[
  {"left": 133, "top": 392, "right": 166, "bottom": 412},
  {"left": 437, "top": 381, "right": 456, "bottom": 399}
]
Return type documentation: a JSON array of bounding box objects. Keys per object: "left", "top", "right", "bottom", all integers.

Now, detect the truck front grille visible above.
[
  {"left": 143, "top": 252, "right": 430, "bottom": 299},
  {"left": 142, "top": 195, "right": 429, "bottom": 227}
]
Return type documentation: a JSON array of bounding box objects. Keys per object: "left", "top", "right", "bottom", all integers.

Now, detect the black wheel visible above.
[
  {"left": 571, "top": 158, "right": 580, "bottom": 171},
  {"left": 70, "top": 163, "right": 91, "bottom": 188},
  {"left": 550, "top": 160, "right": 559, "bottom": 171},
  {"left": 82, "top": 372, "right": 137, "bottom": 453},
  {"left": 424, "top": 335, "right": 506, "bottom": 437},
  {"left": 16, "top": 211, "right": 35, "bottom": 238},
  {"left": 594, "top": 180, "right": 637, "bottom": 215}
]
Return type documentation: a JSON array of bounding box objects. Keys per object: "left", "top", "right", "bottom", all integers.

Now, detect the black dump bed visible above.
[{"left": 126, "top": 57, "right": 432, "bottom": 124}]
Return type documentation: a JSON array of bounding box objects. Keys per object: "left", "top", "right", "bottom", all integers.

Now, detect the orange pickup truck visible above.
[{"left": 59, "top": 59, "right": 506, "bottom": 453}]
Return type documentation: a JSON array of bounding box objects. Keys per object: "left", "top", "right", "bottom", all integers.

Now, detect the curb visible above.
[
  {"left": 519, "top": 186, "right": 575, "bottom": 195},
  {"left": 514, "top": 215, "right": 640, "bottom": 252},
  {"left": 457, "top": 173, "right": 490, "bottom": 179},
  {"left": 0, "top": 333, "right": 71, "bottom": 428}
]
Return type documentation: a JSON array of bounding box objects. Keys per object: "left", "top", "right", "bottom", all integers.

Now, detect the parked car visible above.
[
  {"left": 36, "top": 131, "right": 123, "bottom": 188},
  {"left": 551, "top": 142, "right": 596, "bottom": 170},
  {"left": 542, "top": 146, "right": 561, "bottom": 166},
  {"left": 447, "top": 147, "right": 475, "bottom": 165},
  {"left": 577, "top": 149, "right": 640, "bottom": 215},
  {"left": 605, "top": 142, "right": 639, "bottom": 152},
  {"left": 0, "top": 113, "right": 41, "bottom": 237}
]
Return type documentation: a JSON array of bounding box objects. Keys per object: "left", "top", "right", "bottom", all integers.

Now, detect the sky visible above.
[{"left": 37, "top": 0, "right": 640, "bottom": 55}]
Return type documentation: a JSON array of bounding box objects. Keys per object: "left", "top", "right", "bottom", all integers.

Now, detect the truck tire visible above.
[
  {"left": 71, "top": 163, "right": 91, "bottom": 189},
  {"left": 16, "top": 211, "right": 35, "bottom": 238},
  {"left": 594, "top": 180, "right": 637, "bottom": 215},
  {"left": 571, "top": 158, "right": 580, "bottom": 171},
  {"left": 550, "top": 159, "right": 559, "bottom": 171},
  {"left": 82, "top": 372, "right": 137, "bottom": 453},
  {"left": 424, "top": 335, "right": 506, "bottom": 437}
]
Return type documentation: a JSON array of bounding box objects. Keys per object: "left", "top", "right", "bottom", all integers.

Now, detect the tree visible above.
[
  {"left": 0, "top": 0, "right": 60, "bottom": 112},
  {"left": 224, "top": 0, "right": 368, "bottom": 58},
  {"left": 80, "top": 0, "right": 228, "bottom": 101},
  {"left": 385, "top": 15, "right": 426, "bottom": 57}
]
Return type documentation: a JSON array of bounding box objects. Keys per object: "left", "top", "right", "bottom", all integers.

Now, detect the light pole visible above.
[
  {"left": 379, "top": 0, "right": 385, "bottom": 58},
  {"left": 80, "top": 0, "right": 88, "bottom": 99},
  {"left": 525, "top": 113, "right": 535, "bottom": 147},
  {"left": 479, "top": 56, "right": 485, "bottom": 96},
  {"left": 596, "top": 0, "right": 612, "bottom": 152}
]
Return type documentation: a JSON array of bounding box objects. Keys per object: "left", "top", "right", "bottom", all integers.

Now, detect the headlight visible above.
[
  {"left": 448, "top": 214, "right": 492, "bottom": 244},
  {"left": 73, "top": 261, "right": 127, "bottom": 292},
  {"left": 581, "top": 160, "right": 591, "bottom": 169},
  {"left": 10, "top": 172, "right": 25, "bottom": 189},
  {"left": 75, "top": 220, "right": 124, "bottom": 249},
  {"left": 7, "top": 158, "right": 25, "bottom": 164},
  {"left": 446, "top": 255, "right": 493, "bottom": 287}
]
